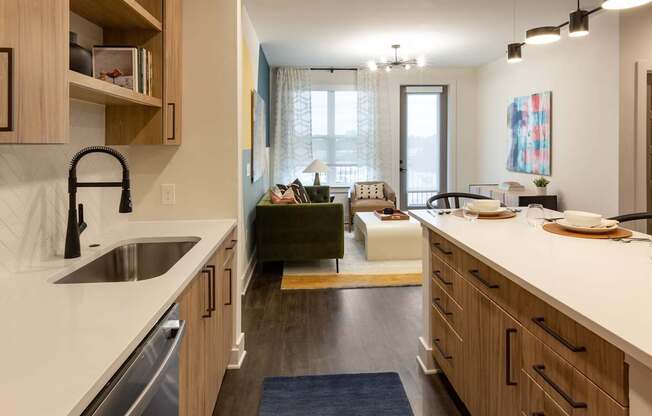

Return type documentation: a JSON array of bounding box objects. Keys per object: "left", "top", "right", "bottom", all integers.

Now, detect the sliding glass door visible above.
[{"left": 399, "top": 86, "right": 447, "bottom": 209}]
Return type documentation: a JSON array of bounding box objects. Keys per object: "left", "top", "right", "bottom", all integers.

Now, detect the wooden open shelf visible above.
[
  {"left": 70, "top": 0, "right": 162, "bottom": 31},
  {"left": 69, "top": 70, "right": 162, "bottom": 107}
]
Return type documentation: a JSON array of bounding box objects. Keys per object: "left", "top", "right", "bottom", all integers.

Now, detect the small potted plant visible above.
[{"left": 533, "top": 177, "right": 550, "bottom": 196}]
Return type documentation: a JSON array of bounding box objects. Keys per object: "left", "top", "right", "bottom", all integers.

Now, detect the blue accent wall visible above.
[{"left": 242, "top": 46, "right": 271, "bottom": 258}]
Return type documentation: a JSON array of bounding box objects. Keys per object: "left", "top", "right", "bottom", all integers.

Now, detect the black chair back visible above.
[
  {"left": 426, "top": 192, "right": 497, "bottom": 209},
  {"left": 608, "top": 212, "right": 652, "bottom": 223}
]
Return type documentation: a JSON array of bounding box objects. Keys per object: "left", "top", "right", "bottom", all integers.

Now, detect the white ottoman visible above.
[{"left": 353, "top": 212, "right": 422, "bottom": 261}]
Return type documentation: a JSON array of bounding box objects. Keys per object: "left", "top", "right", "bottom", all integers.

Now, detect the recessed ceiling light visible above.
[
  {"left": 525, "top": 26, "right": 561, "bottom": 45},
  {"left": 602, "top": 0, "right": 652, "bottom": 9}
]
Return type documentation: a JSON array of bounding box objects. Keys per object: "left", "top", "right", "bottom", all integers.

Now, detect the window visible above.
[{"left": 310, "top": 90, "right": 360, "bottom": 185}]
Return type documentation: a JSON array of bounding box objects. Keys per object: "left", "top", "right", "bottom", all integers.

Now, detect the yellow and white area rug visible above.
[{"left": 282, "top": 233, "right": 422, "bottom": 290}]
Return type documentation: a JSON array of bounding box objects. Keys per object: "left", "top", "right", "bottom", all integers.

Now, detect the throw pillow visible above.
[
  {"left": 270, "top": 186, "right": 296, "bottom": 205},
  {"left": 356, "top": 183, "right": 385, "bottom": 200},
  {"left": 290, "top": 178, "right": 311, "bottom": 204}
]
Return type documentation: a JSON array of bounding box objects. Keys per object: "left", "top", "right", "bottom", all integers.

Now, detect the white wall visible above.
[
  {"left": 475, "top": 12, "right": 620, "bottom": 215},
  {"left": 308, "top": 67, "right": 477, "bottom": 200}
]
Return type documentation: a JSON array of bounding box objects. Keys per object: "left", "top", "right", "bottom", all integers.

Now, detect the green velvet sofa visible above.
[{"left": 256, "top": 186, "right": 344, "bottom": 270}]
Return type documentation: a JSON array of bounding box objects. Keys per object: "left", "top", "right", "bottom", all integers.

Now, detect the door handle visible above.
[
  {"left": 224, "top": 268, "right": 233, "bottom": 306},
  {"left": 532, "top": 317, "right": 586, "bottom": 352},
  {"left": 399, "top": 168, "right": 407, "bottom": 172},
  {"left": 166, "top": 103, "right": 176, "bottom": 141},
  {"left": 207, "top": 265, "right": 216, "bottom": 313},
  {"left": 201, "top": 268, "right": 212, "bottom": 318},
  {"left": 433, "top": 270, "right": 452, "bottom": 286},
  {"left": 505, "top": 328, "right": 517, "bottom": 386},
  {"left": 432, "top": 338, "right": 452, "bottom": 360},
  {"left": 532, "top": 365, "right": 587, "bottom": 409},
  {"left": 468, "top": 269, "right": 499, "bottom": 289}
]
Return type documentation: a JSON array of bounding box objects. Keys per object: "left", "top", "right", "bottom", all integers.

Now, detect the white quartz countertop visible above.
[
  {"left": 410, "top": 209, "right": 652, "bottom": 369},
  {"left": 0, "top": 219, "right": 236, "bottom": 416}
]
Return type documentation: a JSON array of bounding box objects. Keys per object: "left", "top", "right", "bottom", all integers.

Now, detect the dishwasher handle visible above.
[{"left": 124, "top": 319, "right": 186, "bottom": 416}]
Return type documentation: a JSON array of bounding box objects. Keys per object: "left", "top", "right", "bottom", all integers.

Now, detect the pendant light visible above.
[
  {"left": 569, "top": 0, "right": 589, "bottom": 37},
  {"left": 525, "top": 26, "right": 561, "bottom": 44},
  {"left": 602, "top": 0, "right": 652, "bottom": 9},
  {"left": 507, "top": 0, "right": 522, "bottom": 63}
]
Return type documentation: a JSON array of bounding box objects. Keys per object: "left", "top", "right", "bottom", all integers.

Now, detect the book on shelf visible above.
[{"left": 92, "top": 45, "right": 153, "bottom": 96}]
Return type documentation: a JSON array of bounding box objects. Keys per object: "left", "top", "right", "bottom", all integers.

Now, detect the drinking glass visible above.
[
  {"left": 526, "top": 204, "right": 545, "bottom": 227},
  {"left": 463, "top": 203, "right": 479, "bottom": 223}
]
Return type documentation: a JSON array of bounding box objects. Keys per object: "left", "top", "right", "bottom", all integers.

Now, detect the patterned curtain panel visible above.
[
  {"left": 356, "top": 69, "right": 392, "bottom": 182},
  {"left": 272, "top": 68, "right": 313, "bottom": 184}
]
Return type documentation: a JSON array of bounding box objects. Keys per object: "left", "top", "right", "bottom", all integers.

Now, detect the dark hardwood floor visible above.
[{"left": 213, "top": 263, "right": 466, "bottom": 416}]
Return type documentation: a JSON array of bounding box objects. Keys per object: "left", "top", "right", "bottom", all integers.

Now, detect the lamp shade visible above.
[
  {"left": 303, "top": 159, "right": 329, "bottom": 173},
  {"left": 525, "top": 26, "right": 561, "bottom": 45}
]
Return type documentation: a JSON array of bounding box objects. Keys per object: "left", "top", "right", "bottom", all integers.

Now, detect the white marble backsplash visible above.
[{"left": 0, "top": 101, "right": 130, "bottom": 274}]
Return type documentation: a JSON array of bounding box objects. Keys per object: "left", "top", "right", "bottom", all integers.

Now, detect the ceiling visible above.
[{"left": 244, "top": 0, "right": 604, "bottom": 67}]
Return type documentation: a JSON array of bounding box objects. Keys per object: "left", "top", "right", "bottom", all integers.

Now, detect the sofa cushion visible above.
[
  {"left": 290, "top": 179, "right": 311, "bottom": 203},
  {"left": 351, "top": 199, "right": 394, "bottom": 209},
  {"left": 355, "top": 183, "right": 384, "bottom": 200},
  {"left": 270, "top": 186, "right": 297, "bottom": 205}
]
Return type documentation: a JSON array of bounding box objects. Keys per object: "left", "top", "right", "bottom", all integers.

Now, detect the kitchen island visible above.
[
  {"left": 0, "top": 220, "right": 238, "bottom": 416},
  {"left": 411, "top": 209, "right": 652, "bottom": 416}
]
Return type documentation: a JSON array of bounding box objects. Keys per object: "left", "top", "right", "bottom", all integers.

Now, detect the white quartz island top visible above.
[
  {"left": 0, "top": 219, "right": 236, "bottom": 416},
  {"left": 410, "top": 209, "right": 652, "bottom": 370}
]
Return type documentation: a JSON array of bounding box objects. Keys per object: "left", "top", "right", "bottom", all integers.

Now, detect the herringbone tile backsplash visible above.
[{"left": 0, "top": 101, "right": 130, "bottom": 274}]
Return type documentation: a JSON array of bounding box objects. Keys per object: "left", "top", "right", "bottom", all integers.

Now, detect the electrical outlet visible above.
[{"left": 161, "top": 184, "right": 176, "bottom": 205}]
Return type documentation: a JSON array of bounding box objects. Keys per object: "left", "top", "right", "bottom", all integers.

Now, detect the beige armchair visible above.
[{"left": 349, "top": 181, "right": 397, "bottom": 230}]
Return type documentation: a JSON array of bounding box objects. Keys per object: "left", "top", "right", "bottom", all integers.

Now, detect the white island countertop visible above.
[
  {"left": 0, "top": 219, "right": 236, "bottom": 416},
  {"left": 410, "top": 209, "right": 652, "bottom": 370}
]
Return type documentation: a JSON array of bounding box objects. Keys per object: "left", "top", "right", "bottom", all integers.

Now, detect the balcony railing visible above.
[{"left": 406, "top": 190, "right": 439, "bottom": 208}]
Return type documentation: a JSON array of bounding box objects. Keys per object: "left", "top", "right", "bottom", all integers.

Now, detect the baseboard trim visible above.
[
  {"left": 417, "top": 336, "right": 440, "bottom": 374},
  {"left": 241, "top": 251, "right": 257, "bottom": 296},
  {"left": 227, "top": 332, "right": 246, "bottom": 369}
]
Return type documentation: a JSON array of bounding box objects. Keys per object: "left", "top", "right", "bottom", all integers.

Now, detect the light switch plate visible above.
[{"left": 161, "top": 184, "right": 176, "bottom": 205}]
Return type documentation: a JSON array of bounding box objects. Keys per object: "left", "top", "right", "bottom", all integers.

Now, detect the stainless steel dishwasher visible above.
[{"left": 82, "top": 304, "right": 186, "bottom": 416}]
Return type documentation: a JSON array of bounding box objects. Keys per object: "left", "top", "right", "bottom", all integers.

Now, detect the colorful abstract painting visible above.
[{"left": 506, "top": 91, "right": 551, "bottom": 175}]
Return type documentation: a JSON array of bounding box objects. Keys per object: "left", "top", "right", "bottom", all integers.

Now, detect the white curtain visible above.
[
  {"left": 356, "top": 69, "right": 392, "bottom": 182},
  {"left": 272, "top": 68, "right": 313, "bottom": 184}
]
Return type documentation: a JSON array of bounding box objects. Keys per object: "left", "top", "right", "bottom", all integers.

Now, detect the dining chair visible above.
[
  {"left": 426, "top": 192, "right": 504, "bottom": 209},
  {"left": 608, "top": 212, "right": 652, "bottom": 223}
]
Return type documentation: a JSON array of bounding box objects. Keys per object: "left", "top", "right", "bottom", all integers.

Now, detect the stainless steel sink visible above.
[{"left": 55, "top": 238, "right": 200, "bottom": 284}]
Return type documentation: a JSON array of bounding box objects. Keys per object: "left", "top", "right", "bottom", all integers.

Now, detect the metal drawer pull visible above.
[
  {"left": 224, "top": 268, "right": 233, "bottom": 306},
  {"left": 432, "top": 242, "right": 453, "bottom": 255},
  {"left": 532, "top": 413, "right": 545, "bottom": 416},
  {"left": 468, "top": 269, "right": 499, "bottom": 289},
  {"left": 432, "top": 298, "right": 452, "bottom": 317},
  {"left": 505, "top": 328, "right": 517, "bottom": 386},
  {"left": 433, "top": 270, "right": 452, "bottom": 285},
  {"left": 433, "top": 338, "right": 452, "bottom": 360},
  {"left": 532, "top": 317, "right": 586, "bottom": 352},
  {"left": 226, "top": 239, "right": 237, "bottom": 250},
  {"left": 532, "top": 365, "right": 587, "bottom": 409},
  {"left": 207, "top": 265, "right": 216, "bottom": 312}
]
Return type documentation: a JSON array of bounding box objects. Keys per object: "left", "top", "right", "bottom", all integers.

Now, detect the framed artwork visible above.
[
  {"left": 0, "top": 48, "right": 13, "bottom": 132},
  {"left": 251, "top": 90, "right": 267, "bottom": 182},
  {"left": 506, "top": 91, "right": 552, "bottom": 175}
]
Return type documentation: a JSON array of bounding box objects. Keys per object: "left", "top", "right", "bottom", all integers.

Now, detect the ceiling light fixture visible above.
[
  {"left": 569, "top": 0, "right": 589, "bottom": 37},
  {"left": 602, "top": 0, "right": 652, "bottom": 9},
  {"left": 367, "top": 45, "right": 425, "bottom": 72},
  {"left": 525, "top": 26, "right": 561, "bottom": 45},
  {"left": 507, "top": 0, "right": 523, "bottom": 63}
]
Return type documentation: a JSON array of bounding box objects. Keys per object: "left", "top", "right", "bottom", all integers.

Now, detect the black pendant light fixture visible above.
[
  {"left": 569, "top": 0, "right": 589, "bottom": 37},
  {"left": 602, "top": 0, "right": 652, "bottom": 9},
  {"left": 525, "top": 26, "right": 561, "bottom": 45},
  {"left": 507, "top": 0, "right": 523, "bottom": 63}
]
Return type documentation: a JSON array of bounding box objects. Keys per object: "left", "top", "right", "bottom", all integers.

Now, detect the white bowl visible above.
[
  {"left": 563, "top": 210, "right": 603, "bottom": 227},
  {"left": 470, "top": 200, "right": 501, "bottom": 212}
]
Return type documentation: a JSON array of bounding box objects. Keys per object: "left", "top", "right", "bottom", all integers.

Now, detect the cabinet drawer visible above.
[
  {"left": 521, "top": 330, "right": 627, "bottom": 416},
  {"left": 520, "top": 370, "right": 569, "bottom": 416},
  {"left": 431, "top": 277, "right": 464, "bottom": 338},
  {"left": 460, "top": 250, "right": 628, "bottom": 406},
  {"left": 431, "top": 303, "right": 463, "bottom": 389},
  {"left": 430, "top": 230, "right": 462, "bottom": 271},
  {"left": 431, "top": 254, "right": 464, "bottom": 306}
]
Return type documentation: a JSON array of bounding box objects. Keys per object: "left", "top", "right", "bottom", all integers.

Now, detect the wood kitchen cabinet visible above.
[
  {"left": 178, "top": 231, "right": 237, "bottom": 416},
  {"left": 0, "top": 0, "right": 69, "bottom": 144},
  {"left": 428, "top": 229, "right": 629, "bottom": 416}
]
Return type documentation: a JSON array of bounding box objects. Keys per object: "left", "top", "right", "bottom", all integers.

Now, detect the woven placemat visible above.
[
  {"left": 452, "top": 209, "right": 517, "bottom": 220},
  {"left": 542, "top": 223, "right": 633, "bottom": 239}
]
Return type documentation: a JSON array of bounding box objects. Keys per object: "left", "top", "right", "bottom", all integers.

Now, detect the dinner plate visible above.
[
  {"left": 466, "top": 206, "right": 507, "bottom": 216},
  {"left": 555, "top": 218, "right": 619, "bottom": 234}
]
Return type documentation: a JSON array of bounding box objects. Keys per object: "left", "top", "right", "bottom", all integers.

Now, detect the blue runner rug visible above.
[{"left": 258, "top": 372, "right": 415, "bottom": 416}]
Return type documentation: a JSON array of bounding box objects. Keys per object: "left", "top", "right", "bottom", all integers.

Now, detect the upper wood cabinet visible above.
[
  {"left": 0, "top": 0, "right": 69, "bottom": 144},
  {"left": 0, "top": 0, "right": 182, "bottom": 145}
]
